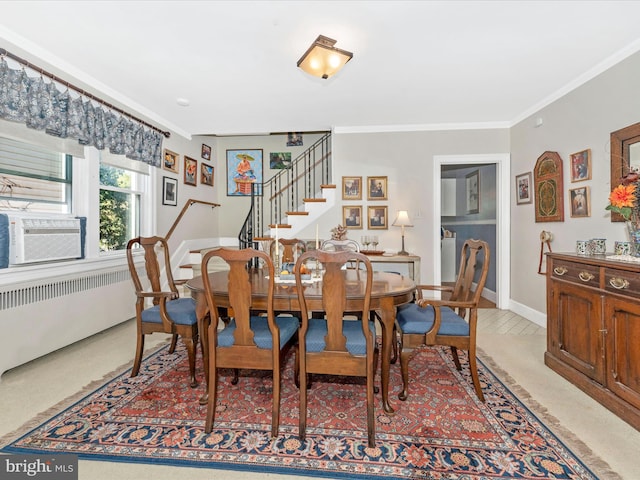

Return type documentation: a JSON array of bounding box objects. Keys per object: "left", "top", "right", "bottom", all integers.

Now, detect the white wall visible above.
[{"left": 509, "top": 50, "right": 640, "bottom": 314}]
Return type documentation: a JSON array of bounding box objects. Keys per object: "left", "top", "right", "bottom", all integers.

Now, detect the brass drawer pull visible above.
[
  {"left": 578, "top": 271, "right": 594, "bottom": 282},
  {"left": 609, "top": 277, "right": 630, "bottom": 289},
  {"left": 553, "top": 266, "right": 568, "bottom": 276}
]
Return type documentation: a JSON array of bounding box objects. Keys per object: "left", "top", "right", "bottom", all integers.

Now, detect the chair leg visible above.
[
  {"left": 293, "top": 345, "right": 300, "bottom": 388},
  {"left": 450, "top": 346, "right": 462, "bottom": 371},
  {"left": 366, "top": 362, "right": 376, "bottom": 448},
  {"left": 373, "top": 344, "right": 379, "bottom": 394},
  {"left": 131, "top": 332, "right": 145, "bottom": 377},
  {"left": 468, "top": 347, "right": 485, "bottom": 402},
  {"left": 205, "top": 324, "right": 218, "bottom": 433},
  {"left": 272, "top": 359, "right": 281, "bottom": 438},
  {"left": 183, "top": 335, "right": 198, "bottom": 388},
  {"left": 204, "top": 369, "right": 218, "bottom": 433},
  {"left": 299, "top": 370, "right": 307, "bottom": 443},
  {"left": 390, "top": 323, "right": 398, "bottom": 364},
  {"left": 231, "top": 369, "right": 239, "bottom": 385},
  {"left": 169, "top": 334, "right": 179, "bottom": 353}
]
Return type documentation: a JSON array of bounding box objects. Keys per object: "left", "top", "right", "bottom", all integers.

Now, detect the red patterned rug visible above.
[{"left": 1, "top": 344, "right": 605, "bottom": 479}]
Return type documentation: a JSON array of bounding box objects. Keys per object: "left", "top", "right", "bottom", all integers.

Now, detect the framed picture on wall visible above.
[
  {"left": 466, "top": 170, "right": 479, "bottom": 214},
  {"left": 162, "top": 176, "right": 178, "bottom": 206},
  {"left": 515, "top": 172, "right": 532, "bottom": 205},
  {"left": 184, "top": 156, "right": 198, "bottom": 186},
  {"left": 367, "top": 176, "right": 387, "bottom": 200},
  {"left": 569, "top": 186, "right": 590, "bottom": 217},
  {"left": 368, "top": 205, "right": 388, "bottom": 229},
  {"left": 201, "top": 143, "right": 212, "bottom": 161},
  {"left": 343, "top": 205, "right": 362, "bottom": 229},
  {"left": 226, "top": 149, "right": 263, "bottom": 196},
  {"left": 570, "top": 149, "right": 591, "bottom": 182},
  {"left": 270, "top": 152, "right": 291, "bottom": 169},
  {"left": 163, "top": 149, "right": 179, "bottom": 173},
  {"left": 342, "top": 176, "right": 362, "bottom": 200},
  {"left": 201, "top": 163, "right": 214, "bottom": 186}
]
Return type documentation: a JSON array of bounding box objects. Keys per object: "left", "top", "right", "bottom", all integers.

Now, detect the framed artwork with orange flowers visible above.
[{"left": 184, "top": 156, "right": 197, "bottom": 186}]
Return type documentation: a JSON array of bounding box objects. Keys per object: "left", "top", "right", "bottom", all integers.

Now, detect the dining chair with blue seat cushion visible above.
[
  {"left": 201, "top": 247, "right": 298, "bottom": 438},
  {"left": 126, "top": 236, "right": 199, "bottom": 388},
  {"left": 395, "top": 239, "right": 490, "bottom": 402},
  {"left": 294, "top": 249, "right": 378, "bottom": 448}
]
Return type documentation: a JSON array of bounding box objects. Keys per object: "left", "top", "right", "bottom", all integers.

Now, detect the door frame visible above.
[{"left": 432, "top": 154, "right": 510, "bottom": 310}]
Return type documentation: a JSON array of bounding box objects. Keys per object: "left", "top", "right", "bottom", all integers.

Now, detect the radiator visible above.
[{"left": 0, "top": 267, "right": 135, "bottom": 379}]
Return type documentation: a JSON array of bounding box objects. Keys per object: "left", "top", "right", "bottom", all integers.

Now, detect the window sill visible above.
[{"left": 0, "top": 254, "right": 130, "bottom": 288}]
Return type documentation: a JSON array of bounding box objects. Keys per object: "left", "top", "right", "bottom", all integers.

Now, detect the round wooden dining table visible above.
[{"left": 186, "top": 268, "right": 416, "bottom": 414}]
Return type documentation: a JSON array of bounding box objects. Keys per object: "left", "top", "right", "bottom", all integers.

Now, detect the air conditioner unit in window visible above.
[{"left": 6, "top": 214, "right": 83, "bottom": 265}]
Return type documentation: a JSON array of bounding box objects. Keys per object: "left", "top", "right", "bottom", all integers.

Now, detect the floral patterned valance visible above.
[{"left": 0, "top": 57, "right": 163, "bottom": 166}]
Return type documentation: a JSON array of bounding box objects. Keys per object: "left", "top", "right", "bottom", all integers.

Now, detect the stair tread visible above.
[
  {"left": 286, "top": 211, "right": 309, "bottom": 215},
  {"left": 253, "top": 236, "right": 274, "bottom": 241},
  {"left": 321, "top": 184, "right": 336, "bottom": 189},
  {"left": 268, "top": 224, "right": 292, "bottom": 228},
  {"left": 303, "top": 198, "right": 327, "bottom": 202}
]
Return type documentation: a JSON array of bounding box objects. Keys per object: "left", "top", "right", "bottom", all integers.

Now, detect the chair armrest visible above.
[
  {"left": 414, "top": 284, "right": 453, "bottom": 300},
  {"left": 416, "top": 297, "right": 476, "bottom": 310}
]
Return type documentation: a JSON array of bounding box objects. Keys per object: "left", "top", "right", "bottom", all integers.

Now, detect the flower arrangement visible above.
[
  {"left": 330, "top": 224, "right": 348, "bottom": 240},
  {"left": 606, "top": 170, "right": 640, "bottom": 221}
]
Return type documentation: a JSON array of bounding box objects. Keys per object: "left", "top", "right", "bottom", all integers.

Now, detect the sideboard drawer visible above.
[
  {"left": 604, "top": 267, "right": 640, "bottom": 298},
  {"left": 550, "top": 259, "right": 600, "bottom": 288}
]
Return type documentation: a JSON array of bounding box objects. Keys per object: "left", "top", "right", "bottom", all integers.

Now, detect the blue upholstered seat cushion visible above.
[
  {"left": 140, "top": 297, "right": 197, "bottom": 326},
  {"left": 217, "top": 315, "right": 299, "bottom": 349},
  {"left": 305, "top": 319, "right": 376, "bottom": 355},
  {"left": 396, "top": 303, "right": 469, "bottom": 336}
]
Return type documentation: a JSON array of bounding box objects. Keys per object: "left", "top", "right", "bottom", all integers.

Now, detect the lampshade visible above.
[
  {"left": 297, "top": 35, "right": 353, "bottom": 79},
  {"left": 392, "top": 210, "right": 413, "bottom": 228}
]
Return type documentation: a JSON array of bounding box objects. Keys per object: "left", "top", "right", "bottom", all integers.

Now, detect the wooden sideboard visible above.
[{"left": 545, "top": 252, "right": 640, "bottom": 430}]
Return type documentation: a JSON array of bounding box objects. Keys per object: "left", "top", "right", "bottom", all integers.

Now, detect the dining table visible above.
[{"left": 186, "top": 268, "right": 416, "bottom": 414}]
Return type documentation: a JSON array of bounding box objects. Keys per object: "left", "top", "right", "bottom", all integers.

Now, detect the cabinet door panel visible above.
[
  {"left": 550, "top": 281, "right": 604, "bottom": 383},
  {"left": 605, "top": 298, "right": 640, "bottom": 410}
]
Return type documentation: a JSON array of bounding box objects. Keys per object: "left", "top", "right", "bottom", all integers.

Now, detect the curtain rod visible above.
[{"left": 0, "top": 48, "right": 171, "bottom": 138}]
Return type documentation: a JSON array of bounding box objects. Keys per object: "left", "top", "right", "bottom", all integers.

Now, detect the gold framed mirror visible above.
[{"left": 610, "top": 122, "right": 640, "bottom": 222}]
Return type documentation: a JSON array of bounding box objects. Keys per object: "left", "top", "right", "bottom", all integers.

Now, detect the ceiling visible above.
[{"left": 2, "top": 1, "right": 640, "bottom": 139}]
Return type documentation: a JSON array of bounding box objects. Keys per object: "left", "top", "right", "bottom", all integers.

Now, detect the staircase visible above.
[
  {"left": 177, "top": 132, "right": 334, "bottom": 282},
  {"left": 239, "top": 132, "right": 333, "bottom": 250}
]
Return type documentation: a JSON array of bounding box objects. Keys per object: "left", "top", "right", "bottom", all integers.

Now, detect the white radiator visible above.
[{"left": 8, "top": 215, "right": 82, "bottom": 265}]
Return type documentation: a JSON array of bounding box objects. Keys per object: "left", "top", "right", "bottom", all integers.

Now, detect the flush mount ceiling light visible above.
[{"left": 297, "top": 35, "right": 353, "bottom": 79}]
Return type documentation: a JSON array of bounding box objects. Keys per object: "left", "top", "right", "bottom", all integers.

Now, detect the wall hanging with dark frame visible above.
[
  {"left": 162, "top": 176, "right": 178, "bottom": 206},
  {"left": 466, "top": 170, "right": 480, "bottom": 214},
  {"left": 534, "top": 151, "right": 564, "bottom": 222}
]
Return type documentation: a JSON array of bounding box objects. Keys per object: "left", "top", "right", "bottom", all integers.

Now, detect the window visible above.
[
  {"left": 0, "top": 136, "right": 72, "bottom": 214},
  {"left": 99, "top": 163, "right": 146, "bottom": 252}
]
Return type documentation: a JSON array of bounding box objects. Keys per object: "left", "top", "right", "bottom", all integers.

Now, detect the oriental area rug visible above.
[{"left": 1, "top": 344, "right": 608, "bottom": 479}]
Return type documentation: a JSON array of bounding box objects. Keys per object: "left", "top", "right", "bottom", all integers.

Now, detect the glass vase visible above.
[{"left": 626, "top": 215, "right": 640, "bottom": 256}]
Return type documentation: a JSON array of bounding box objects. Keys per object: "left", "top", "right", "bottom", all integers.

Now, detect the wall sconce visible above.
[
  {"left": 392, "top": 210, "right": 413, "bottom": 256},
  {"left": 297, "top": 35, "right": 353, "bottom": 79}
]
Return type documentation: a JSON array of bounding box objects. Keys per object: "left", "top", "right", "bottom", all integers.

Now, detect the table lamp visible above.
[{"left": 392, "top": 210, "right": 413, "bottom": 255}]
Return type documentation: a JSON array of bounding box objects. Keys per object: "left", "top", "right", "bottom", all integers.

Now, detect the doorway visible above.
[{"left": 432, "top": 154, "right": 510, "bottom": 310}]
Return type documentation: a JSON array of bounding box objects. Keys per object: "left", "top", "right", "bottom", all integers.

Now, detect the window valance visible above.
[{"left": 0, "top": 54, "right": 164, "bottom": 167}]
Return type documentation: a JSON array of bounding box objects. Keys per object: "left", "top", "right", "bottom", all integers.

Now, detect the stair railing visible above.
[
  {"left": 165, "top": 198, "right": 220, "bottom": 241},
  {"left": 238, "top": 132, "right": 331, "bottom": 250}
]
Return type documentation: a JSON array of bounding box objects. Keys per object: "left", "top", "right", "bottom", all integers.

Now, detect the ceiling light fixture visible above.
[{"left": 297, "top": 35, "right": 353, "bottom": 79}]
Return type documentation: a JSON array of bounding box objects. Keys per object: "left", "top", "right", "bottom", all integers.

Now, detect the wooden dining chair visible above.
[
  {"left": 294, "top": 249, "right": 378, "bottom": 447},
  {"left": 201, "top": 247, "right": 299, "bottom": 437},
  {"left": 271, "top": 238, "right": 306, "bottom": 265},
  {"left": 126, "top": 236, "right": 199, "bottom": 387},
  {"left": 395, "top": 239, "right": 490, "bottom": 402}
]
